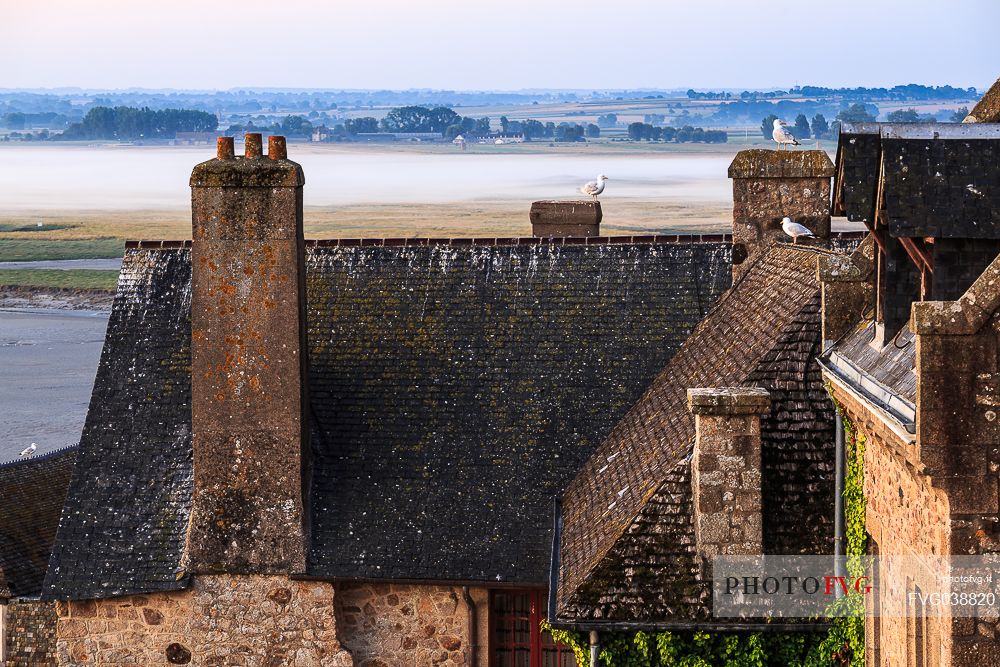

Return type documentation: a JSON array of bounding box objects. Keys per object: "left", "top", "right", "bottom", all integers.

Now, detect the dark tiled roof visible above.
[
  {"left": 749, "top": 295, "right": 836, "bottom": 556},
  {"left": 556, "top": 244, "right": 834, "bottom": 620},
  {"left": 42, "top": 248, "right": 194, "bottom": 601},
  {"left": 0, "top": 447, "right": 76, "bottom": 598},
  {"left": 881, "top": 134, "right": 1000, "bottom": 239},
  {"left": 45, "top": 240, "right": 734, "bottom": 598},
  {"left": 832, "top": 123, "right": 881, "bottom": 223},
  {"left": 833, "top": 123, "right": 1000, "bottom": 239},
  {"left": 556, "top": 460, "right": 709, "bottom": 623},
  {"left": 554, "top": 293, "right": 838, "bottom": 624},
  {"left": 305, "top": 243, "right": 732, "bottom": 582}
]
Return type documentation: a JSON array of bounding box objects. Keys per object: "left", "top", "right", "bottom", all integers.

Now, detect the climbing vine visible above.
[{"left": 542, "top": 410, "right": 869, "bottom": 666}]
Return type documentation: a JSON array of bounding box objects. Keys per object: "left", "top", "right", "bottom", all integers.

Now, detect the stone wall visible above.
[
  {"left": 862, "top": 423, "right": 950, "bottom": 667},
  {"left": 6, "top": 599, "right": 58, "bottom": 666},
  {"left": 335, "top": 583, "right": 489, "bottom": 667},
  {"left": 54, "top": 575, "right": 352, "bottom": 666},
  {"left": 828, "top": 383, "right": 952, "bottom": 667}
]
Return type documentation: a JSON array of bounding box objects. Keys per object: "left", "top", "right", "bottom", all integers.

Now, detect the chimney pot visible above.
[
  {"left": 244, "top": 133, "right": 263, "bottom": 159},
  {"left": 268, "top": 135, "right": 288, "bottom": 161},
  {"left": 217, "top": 136, "right": 235, "bottom": 160}
]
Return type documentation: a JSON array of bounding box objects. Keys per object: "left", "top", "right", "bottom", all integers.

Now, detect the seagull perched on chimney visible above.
[
  {"left": 19, "top": 443, "right": 37, "bottom": 458},
  {"left": 781, "top": 217, "right": 816, "bottom": 244},
  {"left": 772, "top": 119, "right": 800, "bottom": 150},
  {"left": 580, "top": 174, "right": 609, "bottom": 200}
]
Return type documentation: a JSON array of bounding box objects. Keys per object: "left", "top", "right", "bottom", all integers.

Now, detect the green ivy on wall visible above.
[{"left": 543, "top": 410, "right": 869, "bottom": 667}]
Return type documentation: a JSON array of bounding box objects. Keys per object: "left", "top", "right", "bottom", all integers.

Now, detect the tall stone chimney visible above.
[
  {"left": 186, "top": 134, "right": 309, "bottom": 574},
  {"left": 728, "top": 149, "right": 834, "bottom": 273},
  {"left": 688, "top": 387, "right": 770, "bottom": 568},
  {"left": 530, "top": 200, "right": 602, "bottom": 237}
]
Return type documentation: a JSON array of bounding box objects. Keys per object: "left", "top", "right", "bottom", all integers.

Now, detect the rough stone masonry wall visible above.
[
  {"left": 335, "top": 583, "right": 488, "bottom": 667},
  {"left": 6, "top": 599, "right": 58, "bottom": 666},
  {"left": 863, "top": 421, "right": 951, "bottom": 667},
  {"left": 54, "top": 575, "right": 352, "bottom": 666},
  {"left": 828, "top": 384, "right": 952, "bottom": 667}
]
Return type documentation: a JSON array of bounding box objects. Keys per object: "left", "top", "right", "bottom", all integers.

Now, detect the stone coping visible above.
[
  {"left": 728, "top": 149, "right": 835, "bottom": 179},
  {"left": 687, "top": 387, "right": 771, "bottom": 416}
]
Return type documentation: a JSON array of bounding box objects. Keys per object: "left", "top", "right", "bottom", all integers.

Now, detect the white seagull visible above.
[
  {"left": 19, "top": 443, "right": 37, "bottom": 457},
  {"left": 580, "top": 174, "right": 609, "bottom": 200},
  {"left": 782, "top": 217, "right": 816, "bottom": 244},
  {"left": 772, "top": 119, "right": 800, "bottom": 150}
]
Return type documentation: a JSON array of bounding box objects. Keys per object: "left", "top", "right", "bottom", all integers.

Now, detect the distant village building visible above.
[
  {"left": 311, "top": 126, "right": 331, "bottom": 142},
  {"left": 479, "top": 132, "right": 524, "bottom": 144}
]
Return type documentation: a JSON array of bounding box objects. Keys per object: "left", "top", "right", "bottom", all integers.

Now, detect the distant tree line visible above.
[
  {"left": 757, "top": 103, "right": 971, "bottom": 144},
  {"left": 795, "top": 84, "right": 976, "bottom": 101},
  {"left": 226, "top": 114, "right": 317, "bottom": 138},
  {"left": 884, "top": 107, "right": 968, "bottom": 123},
  {"left": 694, "top": 84, "right": 977, "bottom": 103},
  {"left": 627, "top": 123, "right": 727, "bottom": 143},
  {"left": 596, "top": 114, "right": 618, "bottom": 128},
  {"left": 60, "top": 106, "right": 217, "bottom": 140},
  {"left": 266, "top": 106, "right": 604, "bottom": 142}
]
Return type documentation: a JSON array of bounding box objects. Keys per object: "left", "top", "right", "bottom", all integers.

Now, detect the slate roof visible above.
[
  {"left": 554, "top": 243, "right": 841, "bottom": 624},
  {"left": 45, "top": 238, "right": 736, "bottom": 599},
  {"left": 42, "top": 248, "right": 194, "bottom": 601},
  {"left": 0, "top": 447, "right": 77, "bottom": 598},
  {"left": 828, "top": 320, "right": 916, "bottom": 405},
  {"left": 833, "top": 122, "right": 1000, "bottom": 239}
]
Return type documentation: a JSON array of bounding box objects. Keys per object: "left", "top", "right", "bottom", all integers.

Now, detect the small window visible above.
[{"left": 490, "top": 590, "right": 575, "bottom": 667}]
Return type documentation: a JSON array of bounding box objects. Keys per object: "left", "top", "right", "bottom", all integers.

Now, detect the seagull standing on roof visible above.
[
  {"left": 19, "top": 443, "right": 37, "bottom": 458},
  {"left": 580, "top": 174, "right": 609, "bottom": 200},
  {"left": 772, "top": 119, "right": 800, "bottom": 150},
  {"left": 782, "top": 217, "right": 816, "bottom": 244}
]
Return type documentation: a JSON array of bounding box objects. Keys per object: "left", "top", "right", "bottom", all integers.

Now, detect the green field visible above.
[
  {"left": 0, "top": 269, "right": 119, "bottom": 291},
  {"left": 0, "top": 238, "right": 124, "bottom": 262}
]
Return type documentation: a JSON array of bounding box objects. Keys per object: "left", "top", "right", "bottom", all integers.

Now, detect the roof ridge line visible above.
[{"left": 0, "top": 444, "right": 78, "bottom": 469}]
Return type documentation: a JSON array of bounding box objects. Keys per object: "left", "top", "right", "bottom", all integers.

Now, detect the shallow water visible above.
[
  {"left": 0, "top": 308, "right": 108, "bottom": 460},
  {"left": 0, "top": 144, "right": 732, "bottom": 210}
]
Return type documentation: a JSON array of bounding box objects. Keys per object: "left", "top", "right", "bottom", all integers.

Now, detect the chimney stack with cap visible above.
[
  {"left": 185, "top": 134, "right": 309, "bottom": 574},
  {"left": 530, "top": 200, "right": 602, "bottom": 237},
  {"left": 688, "top": 387, "right": 770, "bottom": 572},
  {"left": 727, "top": 149, "right": 834, "bottom": 275}
]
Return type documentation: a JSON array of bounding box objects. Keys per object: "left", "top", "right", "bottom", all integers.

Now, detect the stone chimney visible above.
[
  {"left": 186, "top": 134, "right": 309, "bottom": 574},
  {"left": 530, "top": 200, "right": 602, "bottom": 237},
  {"left": 728, "top": 149, "right": 834, "bottom": 273},
  {"left": 688, "top": 387, "right": 770, "bottom": 567}
]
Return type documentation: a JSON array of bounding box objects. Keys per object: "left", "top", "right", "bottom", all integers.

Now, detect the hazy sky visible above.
[{"left": 5, "top": 0, "right": 998, "bottom": 91}]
